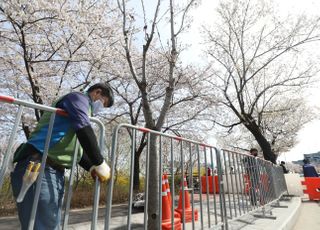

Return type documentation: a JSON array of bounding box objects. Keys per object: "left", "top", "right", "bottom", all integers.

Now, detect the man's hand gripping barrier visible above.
[{"left": 90, "top": 161, "right": 110, "bottom": 183}]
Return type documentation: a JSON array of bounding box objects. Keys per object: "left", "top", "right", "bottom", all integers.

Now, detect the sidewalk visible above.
[
  {"left": 229, "top": 196, "right": 301, "bottom": 230},
  {"left": 69, "top": 196, "right": 303, "bottom": 230},
  {"left": 293, "top": 200, "right": 320, "bottom": 230}
]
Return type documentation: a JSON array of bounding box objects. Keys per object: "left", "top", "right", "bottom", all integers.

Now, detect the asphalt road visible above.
[{"left": 0, "top": 204, "right": 140, "bottom": 230}]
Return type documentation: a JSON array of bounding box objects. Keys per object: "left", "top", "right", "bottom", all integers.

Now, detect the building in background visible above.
[
  {"left": 292, "top": 152, "right": 320, "bottom": 166},
  {"left": 304, "top": 152, "right": 320, "bottom": 165},
  {"left": 291, "top": 152, "right": 320, "bottom": 174}
]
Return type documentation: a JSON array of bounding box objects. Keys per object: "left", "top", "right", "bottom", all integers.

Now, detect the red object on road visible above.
[
  {"left": 201, "top": 175, "right": 219, "bottom": 193},
  {"left": 175, "top": 177, "right": 198, "bottom": 223},
  {"left": 301, "top": 177, "right": 320, "bottom": 200}
]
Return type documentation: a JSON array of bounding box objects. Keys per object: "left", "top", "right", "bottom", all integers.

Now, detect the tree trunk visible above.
[
  {"left": 147, "top": 133, "right": 160, "bottom": 229},
  {"left": 245, "top": 122, "right": 276, "bottom": 164},
  {"left": 133, "top": 138, "right": 146, "bottom": 192},
  {"left": 133, "top": 153, "right": 140, "bottom": 192}
]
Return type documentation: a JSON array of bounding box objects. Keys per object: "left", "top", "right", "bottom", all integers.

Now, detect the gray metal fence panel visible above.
[
  {"left": 0, "top": 95, "right": 105, "bottom": 230},
  {"left": 0, "top": 95, "right": 289, "bottom": 230}
]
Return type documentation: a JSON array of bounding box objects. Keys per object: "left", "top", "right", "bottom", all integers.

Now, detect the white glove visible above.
[{"left": 90, "top": 161, "right": 110, "bottom": 182}]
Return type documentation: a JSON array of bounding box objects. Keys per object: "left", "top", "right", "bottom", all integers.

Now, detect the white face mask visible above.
[{"left": 92, "top": 99, "right": 104, "bottom": 115}]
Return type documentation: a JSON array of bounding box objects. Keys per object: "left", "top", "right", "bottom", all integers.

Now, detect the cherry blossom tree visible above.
[
  {"left": 203, "top": 0, "right": 320, "bottom": 163},
  {"left": 0, "top": 0, "right": 121, "bottom": 136},
  {"left": 217, "top": 97, "right": 315, "bottom": 155}
]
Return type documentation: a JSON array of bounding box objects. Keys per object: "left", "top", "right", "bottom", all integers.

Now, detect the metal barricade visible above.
[
  {"left": 220, "top": 149, "right": 288, "bottom": 225},
  {"left": 0, "top": 95, "right": 105, "bottom": 230},
  {"left": 104, "top": 125, "right": 288, "bottom": 230},
  {"left": 104, "top": 124, "right": 228, "bottom": 230},
  {"left": 0, "top": 95, "right": 289, "bottom": 230}
]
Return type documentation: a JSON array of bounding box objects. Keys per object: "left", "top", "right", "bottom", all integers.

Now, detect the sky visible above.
[
  {"left": 275, "top": 0, "right": 320, "bottom": 161},
  {"left": 184, "top": 0, "right": 320, "bottom": 162}
]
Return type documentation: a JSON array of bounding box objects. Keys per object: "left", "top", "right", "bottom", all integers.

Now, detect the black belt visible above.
[
  {"left": 31, "top": 152, "right": 66, "bottom": 173},
  {"left": 24, "top": 144, "right": 65, "bottom": 172}
]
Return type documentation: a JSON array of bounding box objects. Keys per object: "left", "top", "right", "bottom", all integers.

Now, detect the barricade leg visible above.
[{"left": 0, "top": 106, "right": 24, "bottom": 189}]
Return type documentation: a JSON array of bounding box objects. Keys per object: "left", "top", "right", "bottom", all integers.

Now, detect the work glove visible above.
[{"left": 90, "top": 161, "right": 111, "bottom": 182}]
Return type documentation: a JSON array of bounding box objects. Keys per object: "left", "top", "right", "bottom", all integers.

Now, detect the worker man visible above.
[
  {"left": 244, "top": 148, "right": 260, "bottom": 206},
  {"left": 302, "top": 158, "right": 319, "bottom": 177},
  {"left": 11, "top": 82, "right": 114, "bottom": 230},
  {"left": 280, "top": 161, "right": 289, "bottom": 174}
]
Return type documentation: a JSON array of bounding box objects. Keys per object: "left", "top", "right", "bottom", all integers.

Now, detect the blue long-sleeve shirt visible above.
[
  {"left": 28, "top": 92, "right": 93, "bottom": 152},
  {"left": 303, "top": 164, "right": 319, "bottom": 177}
]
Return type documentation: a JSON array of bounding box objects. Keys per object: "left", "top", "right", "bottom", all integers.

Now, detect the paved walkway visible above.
[
  {"left": 293, "top": 200, "right": 320, "bottom": 230},
  {"left": 230, "top": 196, "right": 301, "bottom": 230},
  {"left": 0, "top": 204, "right": 131, "bottom": 230},
  {"left": 66, "top": 196, "right": 305, "bottom": 230},
  {"left": 1, "top": 197, "right": 318, "bottom": 230}
]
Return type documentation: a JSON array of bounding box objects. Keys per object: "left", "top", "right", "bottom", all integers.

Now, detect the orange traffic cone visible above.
[
  {"left": 162, "top": 176, "right": 181, "bottom": 230},
  {"left": 163, "top": 173, "right": 181, "bottom": 219},
  {"left": 164, "top": 173, "right": 172, "bottom": 205},
  {"left": 175, "top": 176, "right": 198, "bottom": 223}
]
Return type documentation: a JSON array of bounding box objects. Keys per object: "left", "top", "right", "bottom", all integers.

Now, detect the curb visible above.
[
  {"left": 279, "top": 197, "right": 301, "bottom": 230},
  {"left": 238, "top": 196, "right": 302, "bottom": 230}
]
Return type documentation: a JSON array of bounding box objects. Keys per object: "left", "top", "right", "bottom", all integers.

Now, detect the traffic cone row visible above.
[
  {"left": 174, "top": 176, "right": 199, "bottom": 222},
  {"left": 161, "top": 173, "right": 198, "bottom": 226},
  {"left": 161, "top": 176, "right": 181, "bottom": 230},
  {"left": 163, "top": 173, "right": 181, "bottom": 219}
]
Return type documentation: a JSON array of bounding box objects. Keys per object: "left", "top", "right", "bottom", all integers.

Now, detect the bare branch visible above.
[{"left": 175, "top": 0, "right": 195, "bottom": 36}]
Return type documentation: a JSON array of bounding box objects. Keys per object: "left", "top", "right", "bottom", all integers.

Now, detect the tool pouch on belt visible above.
[
  {"left": 13, "top": 143, "right": 65, "bottom": 172},
  {"left": 16, "top": 160, "right": 41, "bottom": 203},
  {"left": 13, "top": 143, "right": 43, "bottom": 163}
]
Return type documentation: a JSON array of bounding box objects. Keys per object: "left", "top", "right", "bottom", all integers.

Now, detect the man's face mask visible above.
[{"left": 92, "top": 99, "right": 104, "bottom": 115}]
